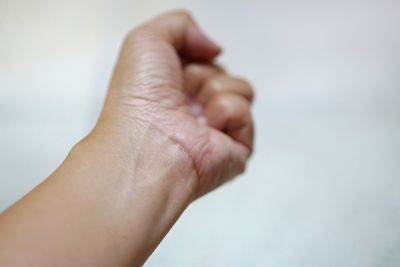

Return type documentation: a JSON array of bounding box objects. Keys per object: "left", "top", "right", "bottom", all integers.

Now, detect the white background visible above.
[{"left": 1, "top": 0, "right": 399, "bottom": 266}]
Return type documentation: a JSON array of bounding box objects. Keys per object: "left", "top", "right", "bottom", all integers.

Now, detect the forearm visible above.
[{"left": 0, "top": 123, "right": 196, "bottom": 266}]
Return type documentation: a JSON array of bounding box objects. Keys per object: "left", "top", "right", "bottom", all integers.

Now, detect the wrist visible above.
[
  {"left": 76, "top": 118, "right": 198, "bottom": 205},
  {"left": 68, "top": 122, "right": 198, "bottom": 265}
]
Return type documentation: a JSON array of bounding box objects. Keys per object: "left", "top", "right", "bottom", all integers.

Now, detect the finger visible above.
[
  {"left": 196, "top": 128, "right": 251, "bottom": 197},
  {"left": 203, "top": 93, "right": 254, "bottom": 152},
  {"left": 183, "top": 63, "right": 223, "bottom": 97},
  {"left": 138, "top": 10, "right": 221, "bottom": 61},
  {"left": 196, "top": 74, "right": 254, "bottom": 104}
]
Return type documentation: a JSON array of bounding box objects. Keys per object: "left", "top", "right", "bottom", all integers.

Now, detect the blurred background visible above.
[{"left": 1, "top": 0, "right": 400, "bottom": 266}]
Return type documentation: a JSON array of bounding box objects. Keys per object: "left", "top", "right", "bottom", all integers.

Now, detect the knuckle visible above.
[
  {"left": 123, "top": 26, "right": 157, "bottom": 47},
  {"left": 235, "top": 78, "right": 254, "bottom": 100},
  {"left": 215, "top": 93, "right": 240, "bottom": 114},
  {"left": 171, "top": 9, "right": 193, "bottom": 22},
  {"left": 205, "top": 75, "right": 255, "bottom": 102},
  {"left": 235, "top": 157, "right": 247, "bottom": 174},
  {"left": 123, "top": 28, "right": 142, "bottom": 44},
  {"left": 237, "top": 78, "right": 252, "bottom": 90},
  {"left": 124, "top": 28, "right": 136, "bottom": 41},
  {"left": 205, "top": 74, "right": 225, "bottom": 92},
  {"left": 158, "top": 9, "right": 195, "bottom": 26},
  {"left": 184, "top": 63, "right": 203, "bottom": 75}
]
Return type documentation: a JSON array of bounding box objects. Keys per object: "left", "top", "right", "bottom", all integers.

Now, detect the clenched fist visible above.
[
  {"left": 97, "top": 10, "right": 254, "bottom": 199},
  {"left": 0, "top": 10, "right": 255, "bottom": 267}
]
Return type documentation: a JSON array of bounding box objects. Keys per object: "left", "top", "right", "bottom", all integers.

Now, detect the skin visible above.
[{"left": 0, "top": 10, "right": 254, "bottom": 267}]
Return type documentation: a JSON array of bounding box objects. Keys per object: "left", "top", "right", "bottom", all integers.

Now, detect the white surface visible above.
[{"left": 1, "top": 0, "right": 400, "bottom": 266}]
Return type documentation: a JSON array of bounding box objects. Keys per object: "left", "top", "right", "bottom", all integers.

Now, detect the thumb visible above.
[
  {"left": 109, "top": 10, "right": 221, "bottom": 95},
  {"left": 144, "top": 10, "right": 222, "bottom": 61}
]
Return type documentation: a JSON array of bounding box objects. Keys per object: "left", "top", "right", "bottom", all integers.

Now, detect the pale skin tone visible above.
[{"left": 0, "top": 10, "right": 254, "bottom": 267}]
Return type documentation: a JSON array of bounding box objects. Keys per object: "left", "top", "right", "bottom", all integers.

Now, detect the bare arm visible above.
[{"left": 0, "top": 10, "right": 254, "bottom": 267}]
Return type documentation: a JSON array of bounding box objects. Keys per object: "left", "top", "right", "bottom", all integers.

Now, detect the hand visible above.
[
  {"left": 96, "top": 10, "right": 254, "bottom": 200},
  {"left": 0, "top": 10, "right": 255, "bottom": 267}
]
